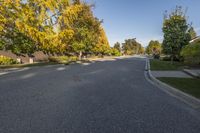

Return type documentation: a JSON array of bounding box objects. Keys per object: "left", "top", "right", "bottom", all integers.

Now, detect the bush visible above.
[
  {"left": 110, "top": 48, "right": 121, "bottom": 56},
  {"left": 181, "top": 43, "right": 200, "bottom": 65},
  {"left": 153, "top": 54, "right": 160, "bottom": 59},
  {"left": 48, "top": 56, "right": 68, "bottom": 63},
  {"left": 162, "top": 56, "right": 171, "bottom": 61},
  {"left": 48, "top": 56, "right": 78, "bottom": 63},
  {"left": 161, "top": 55, "right": 182, "bottom": 62},
  {"left": 0, "top": 56, "right": 18, "bottom": 65},
  {"left": 70, "top": 56, "right": 78, "bottom": 62}
]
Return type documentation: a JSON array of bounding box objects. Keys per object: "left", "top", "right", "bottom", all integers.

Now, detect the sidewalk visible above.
[
  {"left": 146, "top": 59, "right": 200, "bottom": 109},
  {"left": 151, "top": 71, "right": 192, "bottom": 78},
  {"left": 183, "top": 69, "right": 200, "bottom": 78}
]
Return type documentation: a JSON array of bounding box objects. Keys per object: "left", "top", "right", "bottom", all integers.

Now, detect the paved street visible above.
[{"left": 0, "top": 57, "right": 200, "bottom": 133}]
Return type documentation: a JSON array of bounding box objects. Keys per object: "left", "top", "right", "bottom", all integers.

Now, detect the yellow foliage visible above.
[
  {"left": 93, "top": 27, "right": 110, "bottom": 54},
  {"left": 58, "top": 4, "right": 84, "bottom": 28},
  {"left": 0, "top": 0, "right": 110, "bottom": 55}
]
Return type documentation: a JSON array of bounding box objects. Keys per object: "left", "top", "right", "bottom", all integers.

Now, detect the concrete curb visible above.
[
  {"left": 145, "top": 58, "right": 200, "bottom": 110},
  {"left": 0, "top": 57, "right": 115, "bottom": 76},
  {"left": 0, "top": 68, "right": 28, "bottom": 76},
  {"left": 0, "top": 57, "right": 123, "bottom": 76}
]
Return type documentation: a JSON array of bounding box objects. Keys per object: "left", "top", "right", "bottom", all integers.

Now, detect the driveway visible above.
[{"left": 0, "top": 57, "right": 200, "bottom": 133}]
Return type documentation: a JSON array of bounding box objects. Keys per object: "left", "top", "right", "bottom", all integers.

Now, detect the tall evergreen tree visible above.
[{"left": 162, "top": 6, "right": 191, "bottom": 62}]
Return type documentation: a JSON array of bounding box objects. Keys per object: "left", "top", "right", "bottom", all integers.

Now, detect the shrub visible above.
[
  {"left": 162, "top": 56, "right": 171, "bottom": 61},
  {"left": 181, "top": 43, "right": 200, "bottom": 65},
  {"left": 161, "top": 55, "right": 182, "bottom": 62},
  {"left": 48, "top": 56, "right": 78, "bottom": 63},
  {"left": 110, "top": 48, "right": 121, "bottom": 56},
  {"left": 48, "top": 56, "right": 67, "bottom": 63},
  {"left": 0, "top": 56, "right": 18, "bottom": 65},
  {"left": 153, "top": 53, "right": 160, "bottom": 59},
  {"left": 70, "top": 56, "right": 78, "bottom": 62}
]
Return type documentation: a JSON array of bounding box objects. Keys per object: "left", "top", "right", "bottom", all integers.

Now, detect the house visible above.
[
  {"left": 0, "top": 50, "right": 49, "bottom": 63},
  {"left": 190, "top": 36, "right": 200, "bottom": 43}
]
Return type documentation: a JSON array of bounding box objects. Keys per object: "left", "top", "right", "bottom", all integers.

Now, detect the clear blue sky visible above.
[{"left": 86, "top": 0, "right": 200, "bottom": 47}]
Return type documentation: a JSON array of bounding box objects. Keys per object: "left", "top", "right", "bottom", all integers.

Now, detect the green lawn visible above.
[
  {"left": 158, "top": 77, "right": 200, "bottom": 98},
  {"left": 150, "top": 59, "right": 186, "bottom": 71}
]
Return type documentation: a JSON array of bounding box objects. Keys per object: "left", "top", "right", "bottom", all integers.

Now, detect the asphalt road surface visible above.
[{"left": 0, "top": 57, "right": 200, "bottom": 133}]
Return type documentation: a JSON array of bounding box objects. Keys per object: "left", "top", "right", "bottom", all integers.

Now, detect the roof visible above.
[{"left": 190, "top": 36, "right": 200, "bottom": 43}]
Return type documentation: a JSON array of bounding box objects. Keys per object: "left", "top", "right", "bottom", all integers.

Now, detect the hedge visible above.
[
  {"left": 48, "top": 56, "right": 78, "bottom": 64},
  {"left": 0, "top": 56, "right": 18, "bottom": 65},
  {"left": 181, "top": 43, "right": 200, "bottom": 65}
]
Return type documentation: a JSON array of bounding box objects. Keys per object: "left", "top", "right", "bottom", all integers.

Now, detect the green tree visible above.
[
  {"left": 8, "top": 29, "right": 35, "bottom": 56},
  {"left": 0, "top": 40, "right": 6, "bottom": 50},
  {"left": 70, "top": 2, "right": 102, "bottom": 59},
  {"left": 122, "top": 38, "right": 142, "bottom": 55},
  {"left": 146, "top": 40, "right": 162, "bottom": 55},
  {"left": 113, "top": 42, "right": 121, "bottom": 53},
  {"left": 162, "top": 6, "right": 191, "bottom": 62}
]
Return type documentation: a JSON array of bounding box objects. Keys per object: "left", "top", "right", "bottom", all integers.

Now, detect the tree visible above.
[
  {"left": 0, "top": 1, "right": 36, "bottom": 56},
  {"left": 188, "top": 27, "right": 197, "bottom": 40},
  {"left": 93, "top": 27, "right": 110, "bottom": 56},
  {"left": 0, "top": 0, "right": 56, "bottom": 55},
  {"left": 70, "top": 2, "right": 102, "bottom": 59},
  {"left": 8, "top": 29, "right": 36, "bottom": 57},
  {"left": 113, "top": 42, "right": 121, "bottom": 53},
  {"left": 0, "top": 0, "right": 88, "bottom": 55},
  {"left": 0, "top": 40, "right": 6, "bottom": 50},
  {"left": 139, "top": 47, "right": 145, "bottom": 54},
  {"left": 146, "top": 40, "right": 162, "bottom": 55},
  {"left": 0, "top": 0, "right": 110, "bottom": 59},
  {"left": 162, "top": 6, "right": 191, "bottom": 62},
  {"left": 122, "top": 38, "right": 142, "bottom": 55},
  {"left": 73, "top": 0, "right": 81, "bottom": 4}
]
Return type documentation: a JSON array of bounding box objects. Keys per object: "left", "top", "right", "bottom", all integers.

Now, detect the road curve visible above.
[{"left": 0, "top": 57, "right": 200, "bottom": 133}]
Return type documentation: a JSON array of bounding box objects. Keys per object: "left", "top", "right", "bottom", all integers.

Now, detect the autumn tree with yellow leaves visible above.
[
  {"left": 0, "top": 0, "right": 111, "bottom": 58},
  {"left": 92, "top": 27, "right": 110, "bottom": 56}
]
